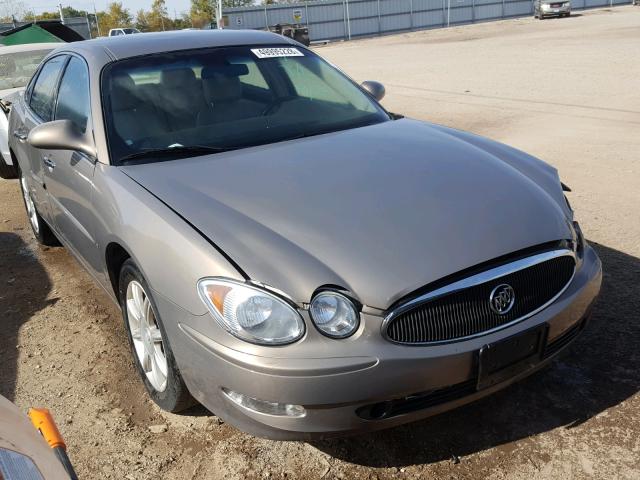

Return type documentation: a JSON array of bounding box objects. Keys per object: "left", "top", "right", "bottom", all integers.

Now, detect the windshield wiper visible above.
[{"left": 119, "top": 145, "right": 234, "bottom": 164}]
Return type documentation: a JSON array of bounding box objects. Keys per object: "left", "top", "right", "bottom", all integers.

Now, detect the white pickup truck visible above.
[
  {"left": 108, "top": 27, "right": 141, "bottom": 36},
  {"left": 0, "top": 43, "right": 59, "bottom": 179}
]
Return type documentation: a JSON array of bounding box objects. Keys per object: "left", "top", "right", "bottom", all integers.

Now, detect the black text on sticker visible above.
[{"left": 251, "top": 48, "right": 304, "bottom": 59}]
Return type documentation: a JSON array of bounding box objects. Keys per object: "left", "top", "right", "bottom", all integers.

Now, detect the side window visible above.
[
  {"left": 29, "top": 56, "right": 67, "bottom": 121},
  {"left": 55, "top": 57, "right": 90, "bottom": 133}
]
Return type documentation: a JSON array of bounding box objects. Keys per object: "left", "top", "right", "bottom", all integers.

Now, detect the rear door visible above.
[
  {"left": 15, "top": 54, "right": 68, "bottom": 223},
  {"left": 43, "top": 55, "right": 101, "bottom": 273}
]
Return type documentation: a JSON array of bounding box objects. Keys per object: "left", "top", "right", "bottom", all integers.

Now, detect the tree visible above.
[
  {"left": 146, "top": 0, "right": 172, "bottom": 31},
  {"left": 97, "top": 2, "right": 133, "bottom": 33},
  {"left": 31, "top": 10, "right": 61, "bottom": 20},
  {"left": 134, "top": 9, "right": 149, "bottom": 31},
  {"left": 62, "top": 6, "right": 88, "bottom": 18},
  {"left": 190, "top": 0, "right": 214, "bottom": 29},
  {"left": 0, "top": 0, "right": 27, "bottom": 21},
  {"left": 173, "top": 13, "right": 193, "bottom": 29}
]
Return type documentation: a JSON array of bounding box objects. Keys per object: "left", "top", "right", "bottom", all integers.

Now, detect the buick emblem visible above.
[{"left": 489, "top": 284, "right": 515, "bottom": 315}]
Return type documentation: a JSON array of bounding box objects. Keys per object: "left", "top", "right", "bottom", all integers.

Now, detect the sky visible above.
[{"left": 28, "top": 0, "right": 194, "bottom": 17}]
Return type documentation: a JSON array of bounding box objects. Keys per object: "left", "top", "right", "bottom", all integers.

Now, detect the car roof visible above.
[
  {"left": 0, "top": 42, "right": 61, "bottom": 54},
  {"left": 59, "top": 30, "right": 296, "bottom": 61}
]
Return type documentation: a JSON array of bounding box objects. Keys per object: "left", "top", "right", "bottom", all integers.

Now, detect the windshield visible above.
[
  {"left": 0, "top": 49, "right": 53, "bottom": 91},
  {"left": 101, "top": 45, "right": 389, "bottom": 164},
  {"left": 123, "top": 28, "right": 139, "bottom": 34}
]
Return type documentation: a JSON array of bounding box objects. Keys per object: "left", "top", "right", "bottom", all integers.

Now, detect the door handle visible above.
[
  {"left": 42, "top": 155, "right": 56, "bottom": 170},
  {"left": 13, "top": 131, "right": 27, "bottom": 142}
]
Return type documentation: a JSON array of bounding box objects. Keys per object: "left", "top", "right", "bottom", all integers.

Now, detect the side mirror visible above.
[
  {"left": 361, "top": 80, "right": 385, "bottom": 102},
  {"left": 28, "top": 120, "right": 96, "bottom": 159}
]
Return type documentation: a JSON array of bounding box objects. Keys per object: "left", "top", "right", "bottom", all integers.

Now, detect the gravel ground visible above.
[{"left": 1, "top": 6, "right": 639, "bottom": 479}]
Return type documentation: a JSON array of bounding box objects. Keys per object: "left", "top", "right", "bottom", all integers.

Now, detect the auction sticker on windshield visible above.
[{"left": 251, "top": 47, "right": 304, "bottom": 59}]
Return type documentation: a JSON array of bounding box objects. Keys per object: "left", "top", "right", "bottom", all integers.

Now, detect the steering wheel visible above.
[{"left": 261, "top": 96, "right": 297, "bottom": 116}]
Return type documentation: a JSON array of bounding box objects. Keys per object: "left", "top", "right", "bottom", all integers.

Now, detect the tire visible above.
[
  {"left": 0, "top": 153, "right": 18, "bottom": 179},
  {"left": 119, "top": 259, "right": 195, "bottom": 412},
  {"left": 18, "top": 168, "right": 59, "bottom": 246}
]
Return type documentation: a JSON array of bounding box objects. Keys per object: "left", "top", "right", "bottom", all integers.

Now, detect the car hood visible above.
[{"left": 121, "top": 118, "right": 572, "bottom": 310}]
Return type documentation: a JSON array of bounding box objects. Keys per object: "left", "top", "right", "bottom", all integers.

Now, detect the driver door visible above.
[{"left": 42, "top": 55, "right": 101, "bottom": 275}]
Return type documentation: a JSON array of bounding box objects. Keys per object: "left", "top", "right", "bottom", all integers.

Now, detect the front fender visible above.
[{"left": 92, "top": 163, "right": 244, "bottom": 315}]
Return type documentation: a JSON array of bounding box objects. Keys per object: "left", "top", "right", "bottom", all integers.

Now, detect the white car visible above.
[
  {"left": 0, "top": 43, "right": 59, "bottom": 179},
  {"left": 108, "top": 28, "right": 141, "bottom": 37}
]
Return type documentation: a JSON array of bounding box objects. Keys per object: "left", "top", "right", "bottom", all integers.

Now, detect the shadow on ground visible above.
[
  {"left": 0, "top": 232, "right": 54, "bottom": 401},
  {"left": 314, "top": 242, "right": 639, "bottom": 467}
]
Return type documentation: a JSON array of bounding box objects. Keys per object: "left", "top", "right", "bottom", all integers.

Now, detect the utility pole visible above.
[
  {"left": 217, "top": 0, "right": 223, "bottom": 29},
  {"left": 93, "top": 2, "right": 101, "bottom": 36},
  {"left": 85, "top": 12, "right": 92, "bottom": 38},
  {"left": 345, "top": 0, "right": 351, "bottom": 40},
  {"left": 58, "top": 3, "right": 64, "bottom": 23}
]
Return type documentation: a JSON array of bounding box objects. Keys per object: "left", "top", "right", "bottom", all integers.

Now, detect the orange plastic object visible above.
[{"left": 27, "top": 408, "right": 66, "bottom": 450}]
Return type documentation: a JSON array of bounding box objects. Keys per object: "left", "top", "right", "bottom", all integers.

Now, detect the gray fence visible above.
[
  {"left": 63, "top": 17, "right": 92, "bottom": 39},
  {"left": 225, "top": 0, "right": 628, "bottom": 42}
]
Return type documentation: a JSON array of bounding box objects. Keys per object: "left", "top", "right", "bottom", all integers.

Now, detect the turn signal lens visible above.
[
  {"left": 198, "top": 278, "right": 305, "bottom": 345},
  {"left": 222, "top": 388, "right": 306, "bottom": 417}
]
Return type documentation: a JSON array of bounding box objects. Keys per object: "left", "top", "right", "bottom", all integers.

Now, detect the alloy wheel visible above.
[{"left": 126, "top": 280, "right": 168, "bottom": 392}]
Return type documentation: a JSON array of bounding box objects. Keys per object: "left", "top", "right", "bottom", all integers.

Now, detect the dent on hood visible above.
[{"left": 430, "top": 123, "right": 571, "bottom": 217}]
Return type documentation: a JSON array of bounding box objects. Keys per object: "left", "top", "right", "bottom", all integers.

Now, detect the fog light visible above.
[{"left": 222, "top": 388, "right": 306, "bottom": 417}]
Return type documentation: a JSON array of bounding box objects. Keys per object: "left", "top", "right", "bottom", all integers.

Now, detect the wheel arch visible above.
[{"left": 105, "top": 241, "right": 132, "bottom": 298}]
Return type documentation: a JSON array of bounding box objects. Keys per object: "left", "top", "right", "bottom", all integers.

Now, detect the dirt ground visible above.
[{"left": 1, "top": 6, "right": 639, "bottom": 479}]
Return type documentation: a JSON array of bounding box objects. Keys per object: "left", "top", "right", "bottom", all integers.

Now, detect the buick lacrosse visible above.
[{"left": 9, "top": 30, "right": 601, "bottom": 439}]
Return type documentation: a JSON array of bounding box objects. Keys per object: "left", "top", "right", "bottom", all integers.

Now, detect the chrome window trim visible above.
[{"left": 382, "top": 248, "right": 577, "bottom": 346}]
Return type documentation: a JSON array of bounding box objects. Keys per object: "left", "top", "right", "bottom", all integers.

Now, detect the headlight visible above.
[
  {"left": 197, "top": 278, "right": 305, "bottom": 345},
  {"left": 309, "top": 291, "right": 359, "bottom": 338}
]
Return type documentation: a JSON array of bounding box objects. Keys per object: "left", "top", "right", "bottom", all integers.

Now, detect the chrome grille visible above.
[{"left": 384, "top": 250, "right": 576, "bottom": 344}]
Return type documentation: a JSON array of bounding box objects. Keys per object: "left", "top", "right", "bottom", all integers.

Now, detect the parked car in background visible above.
[
  {"left": 108, "top": 28, "right": 141, "bottom": 37},
  {"left": 534, "top": 0, "right": 571, "bottom": 18},
  {"left": 10, "top": 31, "right": 601, "bottom": 439},
  {"left": 0, "top": 43, "right": 58, "bottom": 179},
  {"left": 269, "top": 24, "right": 310, "bottom": 46}
]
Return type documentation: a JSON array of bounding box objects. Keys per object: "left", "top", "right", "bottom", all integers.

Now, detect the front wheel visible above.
[{"left": 119, "top": 259, "right": 195, "bottom": 412}]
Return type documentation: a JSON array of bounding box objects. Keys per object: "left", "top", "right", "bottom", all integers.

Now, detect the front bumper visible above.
[{"left": 161, "top": 245, "right": 601, "bottom": 440}]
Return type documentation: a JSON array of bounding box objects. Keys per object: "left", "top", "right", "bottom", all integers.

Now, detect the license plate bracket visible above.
[{"left": 477, "top": 324, "right": 548, "bottom": 390}]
